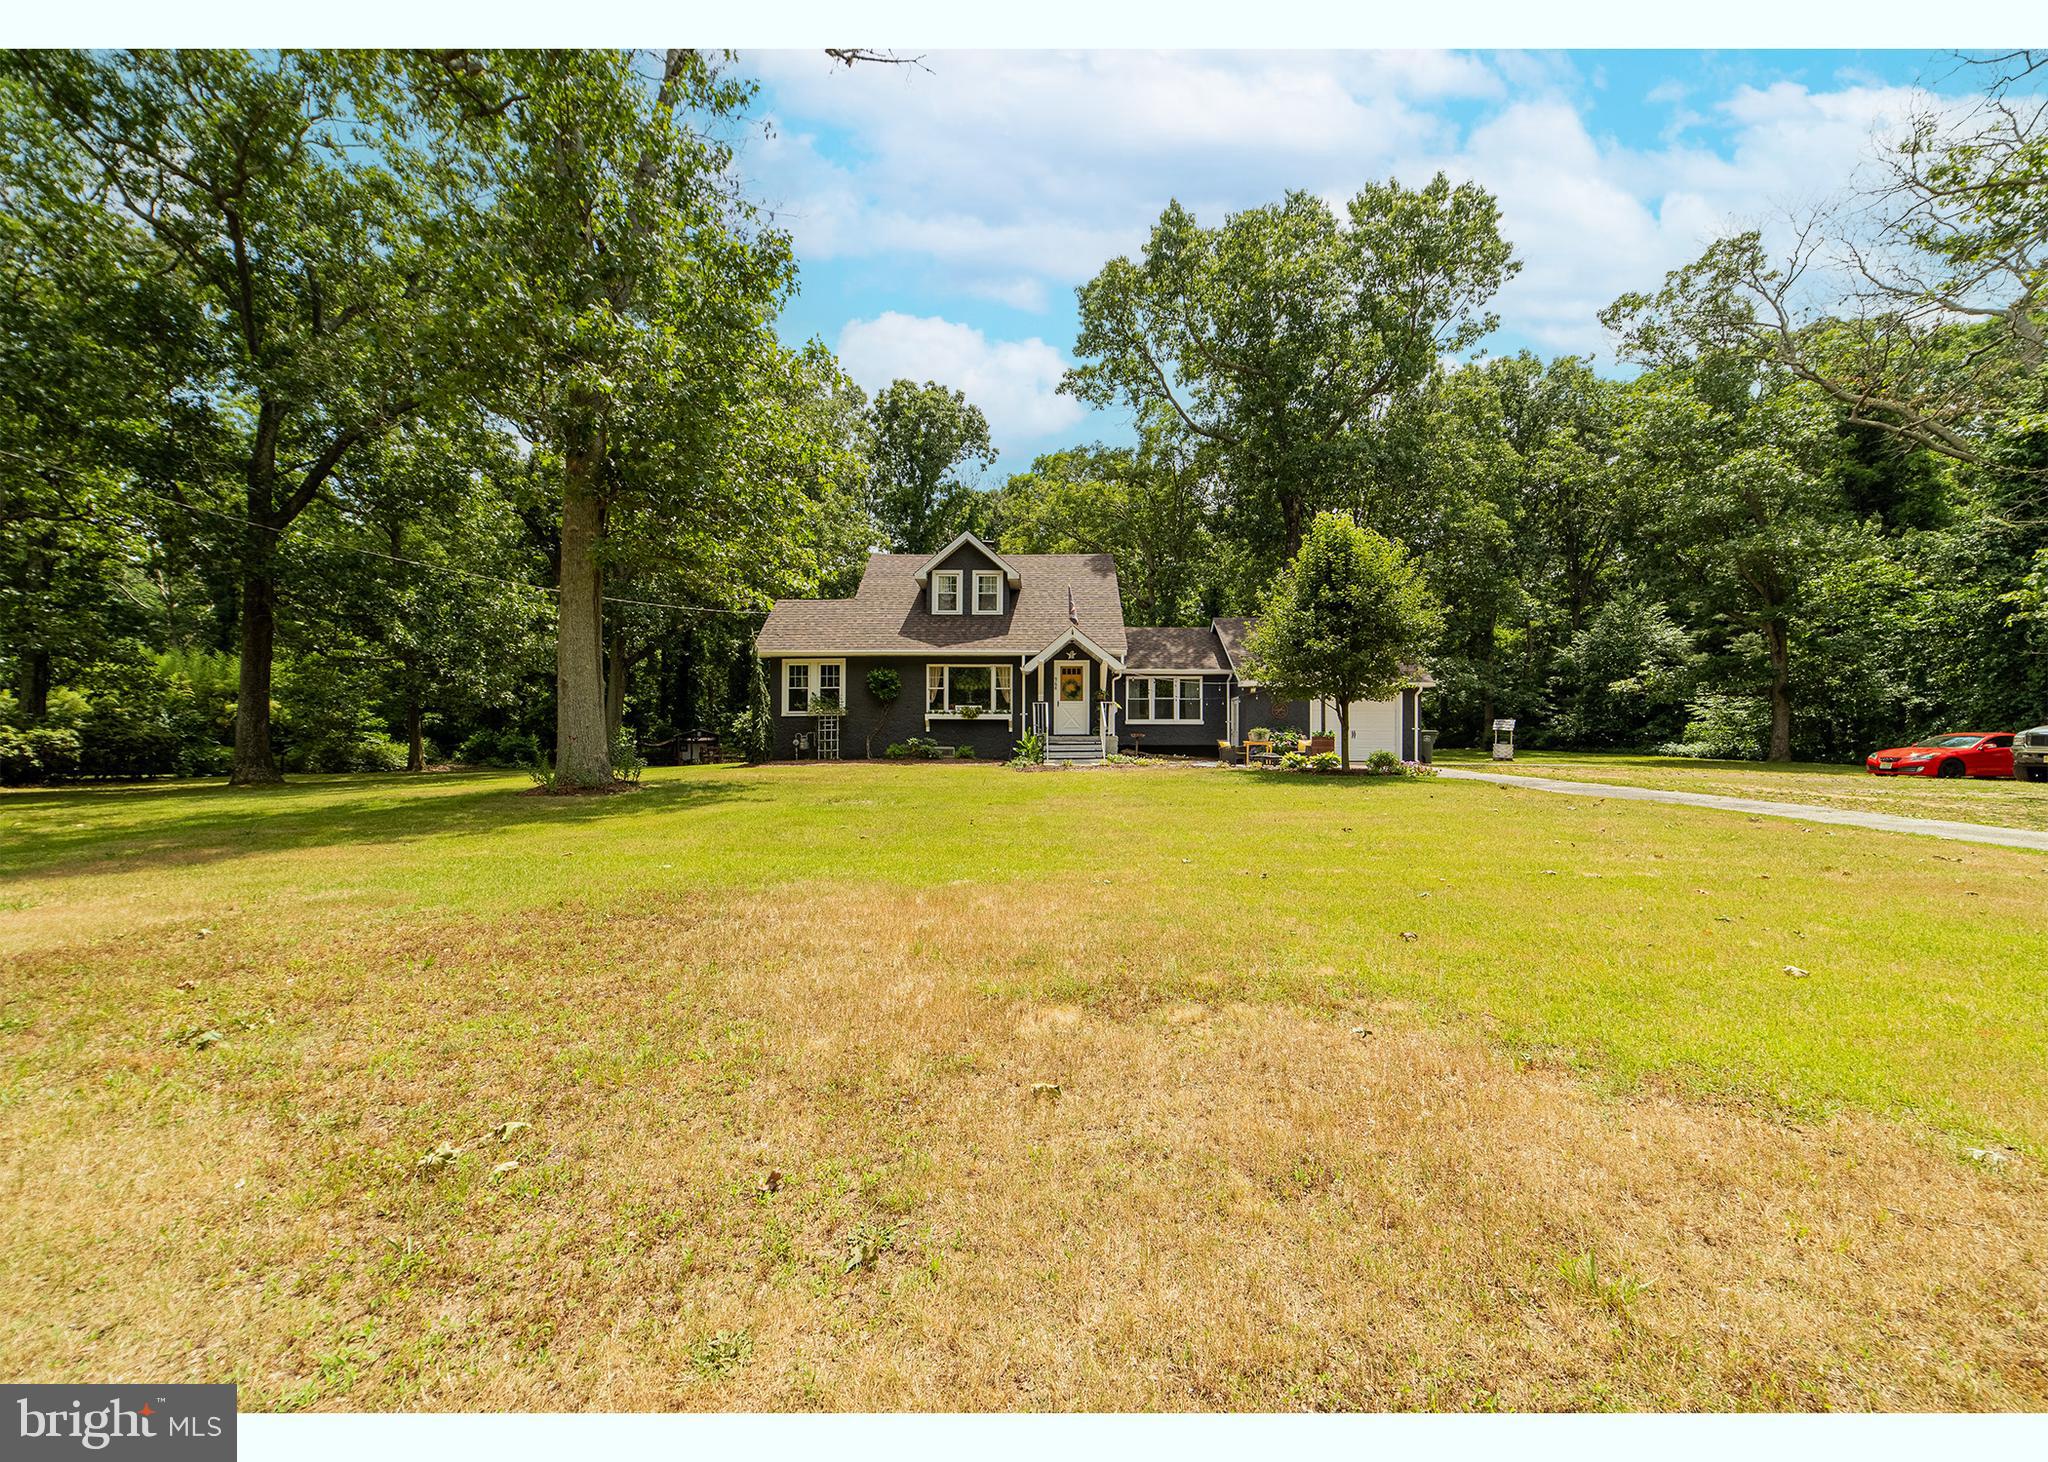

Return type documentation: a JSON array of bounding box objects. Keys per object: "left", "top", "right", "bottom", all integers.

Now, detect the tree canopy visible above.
[
  {"left": 1, "top": 48, "right": 2043, "bottom": 784},
  {"left": 1064, "top": 178, "right": 1518, "bottom": 568}
]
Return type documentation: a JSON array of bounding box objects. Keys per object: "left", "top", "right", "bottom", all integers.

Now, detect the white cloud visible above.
[
  {"left": 834, "top": 312, "right": 1088, "bottom": 451},
  {"left": 739, "top": 50, "right": 1959, "bottom": 370}
]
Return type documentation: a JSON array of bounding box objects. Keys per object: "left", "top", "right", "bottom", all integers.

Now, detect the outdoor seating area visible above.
[{"left": 1216, "top": 731, "right": 1339, "bottom": 767}]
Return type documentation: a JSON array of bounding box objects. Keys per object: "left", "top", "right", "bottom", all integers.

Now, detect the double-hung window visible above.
[
  {"left": 1128, "top": 676, "right": 1204, "bottom": 723},
  {"left": 973, "top": 570, "right": 1003, "bottom": 614},
  {"left": 931, "top": 571, "right": 962, "bottom": 615},
  {"left": 782, "top": 659, "right": 845, "bottom": 715},
  {"left": 926, "top": 663, "right": 1014, "bottom": 716}
]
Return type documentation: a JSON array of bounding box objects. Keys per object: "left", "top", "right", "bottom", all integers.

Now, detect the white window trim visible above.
[
  {"left": 972, "top": 570, "right": 1004, "bottom": 615},
  {"left": 931, "top": 570, "right": 963, "bottom": 615},
  {"left": 1126, "top": 675, "right": 1207, "bottom": 724},
  {"left": 924, "top": 662, "right": 1015, "bottom": 720},
  {"left": 781, "top": 658, "right": 846, "bottom": 716}
]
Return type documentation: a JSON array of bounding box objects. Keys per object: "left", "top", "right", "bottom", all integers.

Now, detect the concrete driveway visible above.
[{"left": 1437, "top": 768, "right": 2048, "bottom": 853}]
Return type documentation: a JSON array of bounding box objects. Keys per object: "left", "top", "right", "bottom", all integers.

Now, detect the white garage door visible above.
[{"left": 1315, "top": 696, "right": 1404, "bottom": 759}]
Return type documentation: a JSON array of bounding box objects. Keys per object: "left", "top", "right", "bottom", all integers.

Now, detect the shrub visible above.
[
  {"left": 954, "top": 744, "right": 976, "bottom": 759},
  {"left": 1277, "top": 749, "right": 1343, "bottom": 774},
  {"left": 288, "top": 731, "right": 409, "bottom": 773},
  {"left": 737, "top": 656, "right": 773, "bottom": 764},
  {"left": 457, "top": 728, "right": 541, "bottom": 767},
  {"left": 1010, "top": 730, "right": 1045, "bottom": 767},
  {"left": 610, "top": 726, "right": 646, "bottom": 786},
  {"left": 885, "top": 737, "right": 943, "bottom": 761},
  {"left": 1658, "top": 691, "right": 1768, "bottom": 760},
  {"left": 350, "top": 735, "right": 410, "bottom": 773},
  {"left": 0, "top": 725, "right": 83, "bottom": 785},
  {"left": 1363, "top": 749, "right": 1403, "bottom": 775}
]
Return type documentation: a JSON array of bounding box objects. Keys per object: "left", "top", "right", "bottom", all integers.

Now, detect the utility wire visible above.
[{"left": 85, "top": 476, "right": 774, "bottom": 619}]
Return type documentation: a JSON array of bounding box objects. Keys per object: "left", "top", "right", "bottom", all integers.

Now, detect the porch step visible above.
[{"left": 1043, "top": 734, "right": 1105, "bottom": 766}]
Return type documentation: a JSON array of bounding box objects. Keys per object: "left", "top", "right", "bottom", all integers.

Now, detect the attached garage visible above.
[{"left": 1311, "top": 693, "right": 1410, "bottom": 761}]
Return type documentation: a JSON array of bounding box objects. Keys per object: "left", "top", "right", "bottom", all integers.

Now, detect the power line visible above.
[{"left": 100, "top": 479, "right": 773, "bottom": 619}]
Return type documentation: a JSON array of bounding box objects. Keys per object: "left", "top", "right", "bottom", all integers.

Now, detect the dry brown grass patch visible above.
[{"left": 3, "top": 879, "right": 2043, "bottom": 1410}]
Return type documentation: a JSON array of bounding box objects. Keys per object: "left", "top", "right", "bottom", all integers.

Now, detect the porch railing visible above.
[{"left": 1030, "top": 700, "right": 1050, "bottom": 736}]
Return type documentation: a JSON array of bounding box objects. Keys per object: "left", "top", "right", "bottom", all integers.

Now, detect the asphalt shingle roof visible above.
[
  {"left": 757, "top": 552, "right": 1128, "bottom": 658},
  {"left": 1209, "top": 615, "right": 1435, "bottom": 687},
  {"left": 1123, "top": 626, "right": 1229, "bottom": 672}
]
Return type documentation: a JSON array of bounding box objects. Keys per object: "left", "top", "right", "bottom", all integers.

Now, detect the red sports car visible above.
[{"left": 1866, "top": 732, "right": 2015, "bottom": 779}]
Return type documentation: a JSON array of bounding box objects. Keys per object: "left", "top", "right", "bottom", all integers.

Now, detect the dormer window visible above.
[
  {"left": 931, "top": 570, "right": 962, "bottom": 615},
  {"left": 973, "top": 570, "right": 1003, "bottom": 614}
]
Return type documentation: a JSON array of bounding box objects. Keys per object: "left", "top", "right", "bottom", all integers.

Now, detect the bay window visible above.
[{"left": 926, "top": 663, "right": 1014, "bottom": 716}]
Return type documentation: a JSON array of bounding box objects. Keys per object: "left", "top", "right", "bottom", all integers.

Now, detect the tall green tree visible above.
[
  {"left": 8, "top": 50, "right": 479, "bottom": 784},
  {"left": 284, "top": 430, "right": 551, "bottom": 771},
  {"left": 1244, "top": 512, "right": 1444, "bottom": 770},
  {"left": 421, "top": 49, "right": 795, "bottom": 788},
  {"left": 990, "top": 413, "right": 1219, "bottom": 625},
  {"left": 0, "top": 69, "right": 214, "bottom": 723},
  {"left": 1063, "top": 179, "right": 1517, "bottom": 567},
  {"left": 1609, "top": 368, "right": 1850, "bottom": 762},
  {"left": 867, "top": 379, "right": 994, "bottom": 553}
]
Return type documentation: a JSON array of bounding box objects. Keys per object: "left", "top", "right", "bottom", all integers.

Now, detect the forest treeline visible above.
[{"left": 3, "top": 49, "right": 2044, "bottom": 785}]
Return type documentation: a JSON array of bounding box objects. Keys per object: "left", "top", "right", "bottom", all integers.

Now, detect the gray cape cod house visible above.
[{"left": 755, "top": 532, "right": 1430, "bottom": 765}]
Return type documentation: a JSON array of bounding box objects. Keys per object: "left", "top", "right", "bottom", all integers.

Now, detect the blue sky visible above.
[{"left": 723, "top": 49, "right": 1972, "bottom": 469}]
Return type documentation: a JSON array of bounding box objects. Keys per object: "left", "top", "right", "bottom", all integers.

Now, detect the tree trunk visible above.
[
  {"left": 554, "top": 434, "right": 612, "bottom": 788},
  {"left": 1764, "top": 618, "right": 1793, "bottom": 763},
  {"left": 18, "top": 543, "right": 51, "bottom": 720},
  {"left": 605, "top": 626, "right": 628, "bottom": 741},
  {"left": 18, "top": 648, "right": 50, "bottom": 724},
  {"left": 1337, "top": 699, "right": 1352, "bottom": 772},
  {"left": 230, "top": 553, "right": 283, "bottom": 785},
  {"left": 1280, "top": 490, "right": 1305, "bottom": 558},
  {"left": 405, "top": 692, "right": 425, "bottom": 773}
]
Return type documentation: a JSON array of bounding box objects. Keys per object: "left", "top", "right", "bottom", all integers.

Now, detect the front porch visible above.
[{"left": 1022, "top": 626, "right": 1123, "bottom": 761}]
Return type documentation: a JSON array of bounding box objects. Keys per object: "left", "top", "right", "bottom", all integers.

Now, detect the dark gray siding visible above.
[
  {"left": 1233, "top": 686, "right": 1313, "bottom": 738},
  {"left": 1116, "top": 672, "right": 1229, "bottom": 752},
  {"left": 764, "top": 654, "right": 1033, "bottom": 761},
  {"left": 930, "top": 540, "right": 1012, "bottom": 619}
]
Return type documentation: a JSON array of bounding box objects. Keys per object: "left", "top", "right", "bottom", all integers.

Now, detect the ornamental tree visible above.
[{"left": 1244, "top": 512, "right": 1444, "bottom": 770}]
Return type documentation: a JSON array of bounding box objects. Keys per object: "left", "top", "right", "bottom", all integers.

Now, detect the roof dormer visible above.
[{"left": 913, "top": 532, "right": 1020, "bottom": 617}]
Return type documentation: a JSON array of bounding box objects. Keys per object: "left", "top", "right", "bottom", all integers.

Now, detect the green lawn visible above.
[
  {"left": 7, "top": 762, "right": 2042, "bottom": 1144},
  {"left": 1439, "top": 747, "right": 2048, "bottom": 833},
  {"left": 2, "top": 763, "right": 2044, "bottom": 1409}
]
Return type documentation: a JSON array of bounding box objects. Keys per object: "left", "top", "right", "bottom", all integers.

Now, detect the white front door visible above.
[{"left": 1053, "top": 659, "right": 1089, "bottom": 734}]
